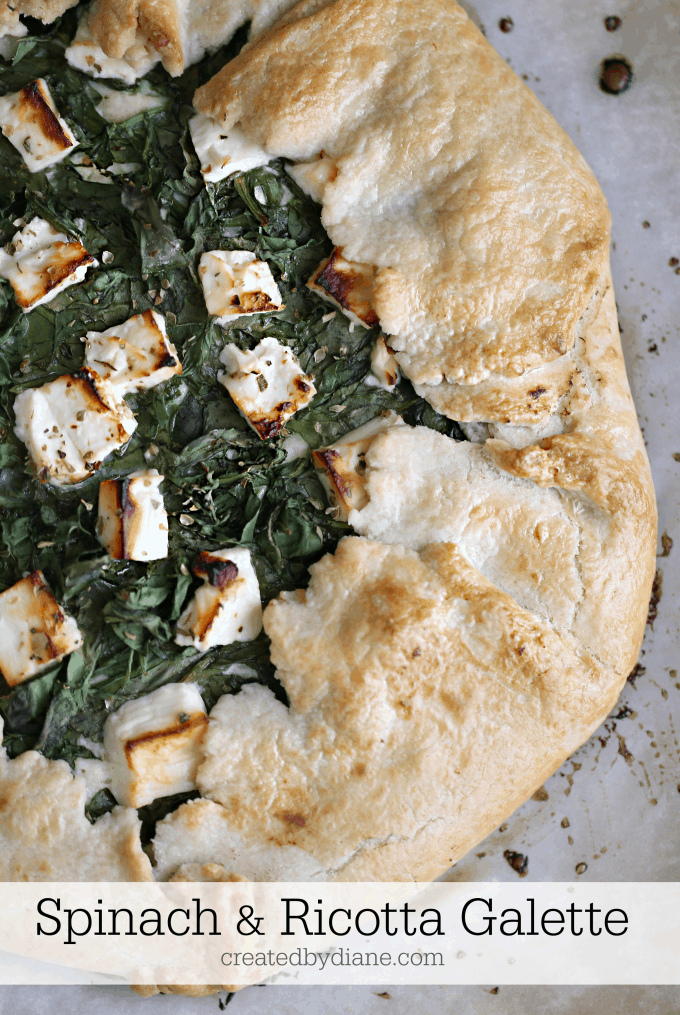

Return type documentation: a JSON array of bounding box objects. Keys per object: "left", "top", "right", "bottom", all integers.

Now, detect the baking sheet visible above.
[{"left": 1, "top": 0, "right": 679, "bottom": 1010}]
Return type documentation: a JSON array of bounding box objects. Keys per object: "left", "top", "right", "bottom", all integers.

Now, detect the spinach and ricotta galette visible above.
[{"left": 0, "top": 0, "right": 656, "bottom": 899}]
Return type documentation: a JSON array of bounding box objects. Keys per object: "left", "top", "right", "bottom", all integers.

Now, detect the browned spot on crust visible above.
[
  {"left": 21, "top": 80, "right": 73, "bottom": 150},
  {"left": 124, "top": 713, "right": 208, "bottom": 765},
  {"left": 528, "top": 386, "right": 547, "bottom": 400},
  {"left": 280, "top": 812, "right": 306, "bottom": 827}
]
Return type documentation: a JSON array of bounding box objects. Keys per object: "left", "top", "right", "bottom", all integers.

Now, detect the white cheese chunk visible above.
[
  {"left": 90, "top": 82, "right": 165, "bottom": 124},
  {"left": 0, "top": 218, "right": 96, "bottom": 312},
  {"left": 107, "top": 161, "right": 141, "bottom": 176},
  {"left": 103, "top": 683, "right": 208, "bottom": 808},
  {"left": 312, "top": 412, "right": 403, "bottom": 521},
  {"left": 307, "top": 247, "right": 379, "bottom": 329},
  {"left": 189, "top": 113, "right": 270, "bottom": 183},
  {"left": 0, "top": 571, "right": 82, "bottom": 687},
  {"left": 175, "top": 548, "right": 262, "bottom": 653},
  {"left": 70, "top": 152, "right": 113, "bottom": 185},
  {"left": 0, "top": 26, "right": 27, "bottom": 63},
  {"left": 368, "top": 335, "right": 400, "bottom": 390},
  {"left": 97, "top": 469, "right": 168, "bottom": 562},
  {"left": 84, "top": 309, "right": 181, "bottom": 394},
  {"left": 282, "top": 433, "right": 310, "bottom": 461},
  {"left": 0, "top": 78, "right": 77, "bottom": 172},
  {"left": 218, "top": 336, "right": 315, "bottom": 439},
  {"left": 65, "top": 21, "right": 160, "bottom": 84},
  {"left": 14, "top": 367, "right": 138, "bottom": 486},
  {"left": 200, "top": 249, "right": 284, "bottom": 323},
  {"left": 458, "top": 421, "right": 491, "bottom": 443},
  {"left": 287, "top": 153, "right": 337, "bottom": 204}
]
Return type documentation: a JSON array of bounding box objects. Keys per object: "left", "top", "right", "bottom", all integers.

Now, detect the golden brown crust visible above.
[
  {"left": 85, "top": 0, "right": 183, "bottom": 72},
  {"left": 195, "top": 0, "right": 611, "bottom": 420},
  {"left": 344, "top": 272, "right": 655, "bottom": 680},
  {"left": 175, "top": 0, "right": 656, "bottom": 887},
  {"left": 132, "top": 984, "right": 240, "bottom": 997},
  {"left": 0, "top": 0, "right": 78, "bottom": 36},
  {"left": 487, "top": 274, "right": 656, "bottom": 677},
  {"left": 136, "top": 0, "right": 184, "bottom": 76},
  {"left": 192, "top": 537, "right": 622, "bottom": 881},
  {"left": 0, "top": 729, "right": 154, "bottom": 881},
  {"left": 84, "top": 0, "right": 302, "bottom": 77},
  {"left": 85, "top": 0, "right": 139, "bottom": 59}
]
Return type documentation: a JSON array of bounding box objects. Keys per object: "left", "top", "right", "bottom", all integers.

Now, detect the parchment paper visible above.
[{"left": 1, "top": 0, "right": 678, "bottom": 1010}]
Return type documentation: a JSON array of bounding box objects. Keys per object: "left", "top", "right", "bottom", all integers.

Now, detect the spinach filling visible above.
[{"left": 0, "top": 11, "right": 464, "bottom": 831}]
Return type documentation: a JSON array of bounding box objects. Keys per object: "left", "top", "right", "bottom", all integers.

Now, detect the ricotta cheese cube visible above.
[
  {"left": 307, "top": 247, "right": 379, "bottom": 329},
  {"left": 189, "top": 113, "right": 270, "bottom": 183},
  {"left": 0, "top": 78, "right": 77, "bottom": 172},
  {"left": 368, "top": 335, "right": 400, "bottom": 390},
  {"left": 97, "top": 469, "right": 168, "bottom": 562},
  {"left": 0, "top": 571, "right": 82, "bottom": 687},
  {"left": 199, "top": 250, "right": 284, "bottom": 322},
  {"left": 65, "top": 21, "right": 160, "bottom": 84},
  {"left": 103, "top": 683, "right": 208, "bottom": 808},
  {"left": 84, "top": 309, "right": 181, "bottom": 394},
  {"left": 0, "top": 218, "right": 96, "bottom": 312},
  {"left": 13, "top": 368, "right": 138, "bottom": 486},
  {"left": 218, "top": 336, "right": 315, "bottom": 440},
  {"left": 312, "top": 412, "right": 403, "bottom": 521},
  {"left": 175, "top": 548, "right": 262, "bottom": 653}
]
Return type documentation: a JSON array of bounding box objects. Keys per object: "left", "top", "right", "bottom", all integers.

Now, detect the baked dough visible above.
[
  {"left": 75, "top": 0, "right": 299, "bottom": 78},
  {"left": 203, "top": 535, "right": 615, "bottom": 881},
  {"left": 194, "top": 0, "right": 612, "bottom": 424},
  {"left": 0, "top": 0, "right": 78, "bottom": 41},
  {"left": 146, "top": 0, "right": 656, "bottom": 884},
  {"left": 0, "top": 718, "right": 153, "bottom": 881},
  {"left": 174, "top": 270, "right": 653, "bottom": 881}
]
